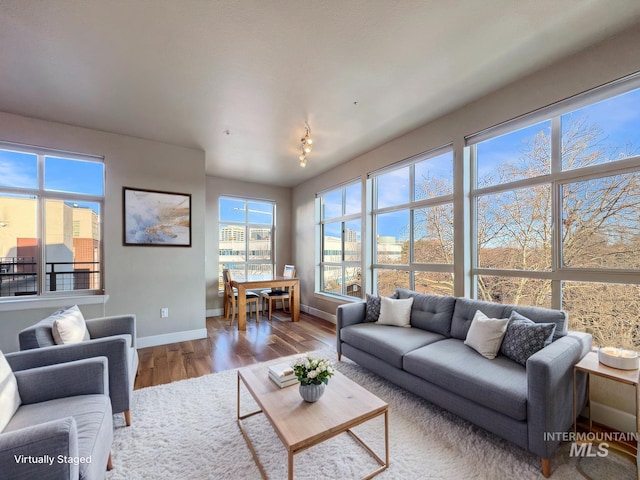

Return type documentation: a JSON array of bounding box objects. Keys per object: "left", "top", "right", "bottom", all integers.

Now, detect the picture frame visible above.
[{"left": 123, "top": 187, "right": 191, "bottom": 247}]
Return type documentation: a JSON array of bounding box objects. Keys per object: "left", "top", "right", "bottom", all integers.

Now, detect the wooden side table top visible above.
[
  {"left": 238, "top": 365, "right": 388, "bottom": 452},
  {"left": 575, "top": 351, "right": 640, "bottom": 386}
]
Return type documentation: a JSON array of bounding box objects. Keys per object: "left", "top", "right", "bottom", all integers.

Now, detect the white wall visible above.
[
  {"left": 205, "top": 176, "right": 292, "bottom": 315},
  {"left": 0, "top": 112, "right": 207, "bottom": 352}
]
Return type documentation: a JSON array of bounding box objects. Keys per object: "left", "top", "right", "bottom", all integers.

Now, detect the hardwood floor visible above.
[{"left": 134, "top": 311, "right": 336, "bottom": 389}]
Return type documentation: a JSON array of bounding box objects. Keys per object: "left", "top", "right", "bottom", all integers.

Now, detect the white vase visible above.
[{"left": 299, "top": 383, "right": 325, "bottom": 403}]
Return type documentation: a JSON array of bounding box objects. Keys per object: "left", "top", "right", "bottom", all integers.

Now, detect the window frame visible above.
[
  {"left": 369, "top": 145, "right": 455, "bottom": 296},
  {"left": 218, "top": 195, "right": 276, "bottom": 286},
  {"left": 0, "top": 141, "right": 105, "bottom": 300},
  {"left": 466, "top": 75, "right": 640, "bottom": 318},
  {"left": 316, "top": 179, "right": 363, "bottom": 299}
]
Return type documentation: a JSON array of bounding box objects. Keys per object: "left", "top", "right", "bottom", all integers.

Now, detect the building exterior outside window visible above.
[
  {"left": 218, "top": 196, "right": 275, "bottom": 286},
  {"left": 0, "top": 145, "right": 104, "bottom": 297},
  {"left": 317, "top": 181, "right": 362, "bottom": 298}
]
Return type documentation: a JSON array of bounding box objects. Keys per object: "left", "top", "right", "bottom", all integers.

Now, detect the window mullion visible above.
[{"left": 37, "top": 154, "right": 45, "bottom": 295}]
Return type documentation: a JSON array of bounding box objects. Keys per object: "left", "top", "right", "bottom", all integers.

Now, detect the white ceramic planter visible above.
[{"left": 299, "top": 383, "right": 326, "bottom": 402}]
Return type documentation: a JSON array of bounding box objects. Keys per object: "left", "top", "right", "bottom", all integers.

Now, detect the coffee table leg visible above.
[
  {"left": 384, "top": 410, "right": 389, "bottom": 467},
  {"left": 288, "top": 452, "right": 293, "bottom": 480},
  {"left": 345, "top": 409, "right": 389, "bottom": 479},
  {"left": 237, "top": 373, "right": 269, "bottom": 479}
]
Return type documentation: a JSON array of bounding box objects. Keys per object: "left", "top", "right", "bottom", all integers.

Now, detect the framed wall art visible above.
[{"left": 123, "top": 187, "right": 191, "bottom": 247}]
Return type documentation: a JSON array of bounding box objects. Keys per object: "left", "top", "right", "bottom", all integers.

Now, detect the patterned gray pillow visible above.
[
  {"left": 365, "top": 294, "right": 381, "bottom": 322},
  {"left": 500, "top": 311, "right": 556, "bottom": 366},
  {"left": 365, "top": 292, "right": 399, "bottom": 322}
]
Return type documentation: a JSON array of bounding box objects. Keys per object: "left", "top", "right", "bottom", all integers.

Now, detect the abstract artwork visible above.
[{"left": 123, "top": 187, "right": 191, "bottom": 246}]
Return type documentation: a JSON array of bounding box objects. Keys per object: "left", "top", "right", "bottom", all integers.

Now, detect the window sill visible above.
[
  {"left": 313, "top": 292, "right": 363, "bottom": 304},
  {"left": 0, "top": 294, "right": 109, "bottom": 312}
]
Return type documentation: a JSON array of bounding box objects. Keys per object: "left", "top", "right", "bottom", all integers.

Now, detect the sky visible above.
[
  {"left": 219, "top": 197, "right": 273, "bottom": 224},
  {"left": 477, "top": 87, "right": 640, "bottom": 184},
  {"left": 374, "top": 87, "right": 640, "bottom": 239},
  {"left": 0, "top": 151, "right": 104, "bottom": 213}
]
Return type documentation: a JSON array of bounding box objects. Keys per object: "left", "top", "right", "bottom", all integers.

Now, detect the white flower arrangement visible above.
[{"left": 292, "top": 355, "right": 335, "bottom": 386}]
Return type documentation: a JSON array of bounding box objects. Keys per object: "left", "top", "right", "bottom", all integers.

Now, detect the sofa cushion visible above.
[
  {"left": 4, "top": 394, "right": 113, "bottom": 480},
  {"left": 500, "top": 312, "right": 556, "bottom": 366},
  {"left": 376, "top": 297, "right": 414, "bottom": 327},
  {"left": 395, "top": 289, "right": 455, "bottom": 336},
  {"left": 464, "top": 310, "right": 509, "bottom": 359},
  {"left": 51, "top": 306, "right": 91, "bottom": 345},
  {"left": 365, "top": 292, "right": 400, "bottom": 322},
  {"left": 404, "top": 338, "right": 528, "bottom": 420},
  {"left": 0, "top": 350, "right": 22, "bottom": 432},
  {"left": 450, "top": 298, "right": 508, "bottom": 340},
  {"left": 365, "top": 294, "right": 382, "bottom": 322},
  {"left": 503, "top": 304, "right": 568, "bottom": 340},
  {"left": 340, "top": 323, "right": 445, "bottom": 368}
]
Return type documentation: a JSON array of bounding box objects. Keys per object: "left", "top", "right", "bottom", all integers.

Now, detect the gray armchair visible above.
[
  {"left": 15, "top": 314, "right": 139, "bottom": 426},
  {"left": 0, "top": 355, "right": 113, "bottom": 480}
]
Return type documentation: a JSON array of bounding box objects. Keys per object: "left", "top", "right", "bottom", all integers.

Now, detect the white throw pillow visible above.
[
  {"left": 464, "top": 310, "right": 509, "bottom": 359},
  {"left": 51, "top": 305, "right": 90, "bottom": 345},
  {"left": 0, "top": 350, "right": 22, "bottom": 432},
  {"left": 375, "top": 297, "right": 414, "bottom": 327}
]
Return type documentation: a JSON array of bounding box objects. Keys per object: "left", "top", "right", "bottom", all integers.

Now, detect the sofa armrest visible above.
[
  {"left": 6, "top": 336, "right": 132, "bottom": 413},
  {"left": 6, "top": 336, "right": 129, "bottom": 371},
  {"left": 14, "top": 357, "right": 109, "bottom": 405},
  {"left": 526, "top": 331, "right": 592, "bottom": 458},
  {"left": 0, "top": 417, "right": 79, "bottom": 480},
  {"left": 85, "top": 314, "right": 137, "bottom": 348},
  {"left": 336, "top": 302, "right": 366, "bottom": 355}
]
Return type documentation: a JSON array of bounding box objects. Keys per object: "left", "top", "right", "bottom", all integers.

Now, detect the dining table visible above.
[{"left": 231, "top": 276, "right": 300, "bottom": 330}]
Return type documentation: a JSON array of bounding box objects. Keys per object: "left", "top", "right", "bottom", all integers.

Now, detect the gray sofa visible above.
[
  {"left": 15, "top": 314, "right": 138, "bottom": 426},
  {"left": 1, "top": 355, "right": 113, "bottom": 480},
  {"left": 337, "top": 289, "right": 592, "bottom": 477}
]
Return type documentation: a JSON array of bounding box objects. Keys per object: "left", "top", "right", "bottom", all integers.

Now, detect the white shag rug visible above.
[{"left": 107, "top": 350, "right": 634, "bottom": 479}]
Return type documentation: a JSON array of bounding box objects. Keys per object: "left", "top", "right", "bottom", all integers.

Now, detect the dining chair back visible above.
[
  {"left": 223, "top": 268, "right": 260, "bottom": 325},
  {"left": 261, "top": 265, "right": 296, "bottom": 320}
]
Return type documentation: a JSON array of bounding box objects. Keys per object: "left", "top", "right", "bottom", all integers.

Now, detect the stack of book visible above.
[{"left": 268, "top": 362, "right": 298, "bottom": 388}]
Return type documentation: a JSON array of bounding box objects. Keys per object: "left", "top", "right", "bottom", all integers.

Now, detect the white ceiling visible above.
[{"left": 1, "top": 1, "right": 640, "bottom": 187}]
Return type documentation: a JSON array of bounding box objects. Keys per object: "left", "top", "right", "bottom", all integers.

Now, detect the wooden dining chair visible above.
[
  {"left": 222, "top": 269, "right": 260, "bottom": 325},
  {"left": 261, "top": 265, "right": 295, "bottom": 320}
]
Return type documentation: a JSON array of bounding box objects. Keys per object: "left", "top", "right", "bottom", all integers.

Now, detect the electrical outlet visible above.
[{"left": 160, "top": 307, "right": 169, "bottom": 318}]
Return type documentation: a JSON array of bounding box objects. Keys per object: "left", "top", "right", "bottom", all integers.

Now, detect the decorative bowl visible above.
[{"left": 598, "top": 347, "right": 639, "bottom": 370}]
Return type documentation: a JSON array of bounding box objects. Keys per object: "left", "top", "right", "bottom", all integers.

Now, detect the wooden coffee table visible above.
[{"left": 237, "top": 364, "right": 389, "bottom": 480}]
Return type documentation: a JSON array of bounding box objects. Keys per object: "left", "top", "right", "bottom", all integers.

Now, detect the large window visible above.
[
  {"left": 318, "top": 181, "right": 362, "bottom": 298},
  {"left": 0, "top": 144, "right": 104, "bottom": 298},
  {"left": 371, "top": 147, "right": 454, "bottom": 297},
  {"left": 468, "top": 80, "right": 640, "bottom": 348},
  {"left": 218, "top": 196, "right": 275, "bottom": 286}
]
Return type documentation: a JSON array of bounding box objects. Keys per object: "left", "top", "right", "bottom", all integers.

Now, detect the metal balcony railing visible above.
[{"left": 0, "top": 257, "right": 101, "bottom": 297}]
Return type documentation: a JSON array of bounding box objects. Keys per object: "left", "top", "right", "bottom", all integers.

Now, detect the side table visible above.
[{"left": 573, "top": 351, "right": 639, "bottom": 455}]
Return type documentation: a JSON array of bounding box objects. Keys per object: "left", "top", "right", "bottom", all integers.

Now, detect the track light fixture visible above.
[{"left": 299, "top": 123, "right": 313, "bottom": 167}]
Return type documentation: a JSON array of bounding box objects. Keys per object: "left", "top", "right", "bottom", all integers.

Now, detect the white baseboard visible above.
[
  {"left": 137, "top": 328, "right": 208, "bottom": 349},
  {"left": 303, "top": 304, "right": 336, "bottom": 324},
  {"left": 590, "top": 401, "right": 637, "bottom": 433},
  {"left": 206, "top": 305, "right": 336, "bottom": 324}
]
